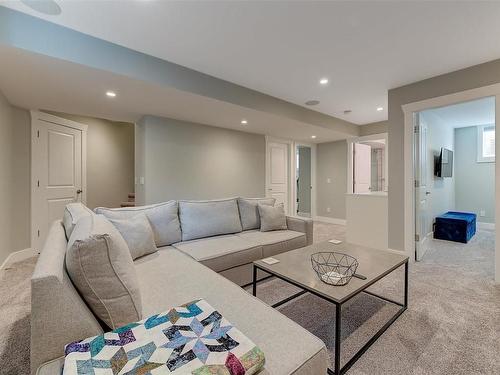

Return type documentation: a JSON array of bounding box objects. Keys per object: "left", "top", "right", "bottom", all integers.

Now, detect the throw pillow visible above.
[
  {"left": 62, "top": 202, "right": 94, "bottom": 239},
  {"left": 95, "top": 200, "right": 181, "bottom": 246},
  {"left": 238, "top": 197, "right": 276, "bottom": 230},
  {"left": 178, "top": 198, "right": 243, "bottom": 241},
  {"left": 258, "top": 203, "right": 288, "bottom": 232},
  {"left": 65, "top": 214, "right": 142, "bottom": 329},
  {"left": 108, "top": 213, "right": 157, "bottom": 260}
]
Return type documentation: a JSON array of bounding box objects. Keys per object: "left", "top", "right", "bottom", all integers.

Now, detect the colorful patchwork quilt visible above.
[{"left": 63, "top": 299, "right": 265, "bottom": 375}]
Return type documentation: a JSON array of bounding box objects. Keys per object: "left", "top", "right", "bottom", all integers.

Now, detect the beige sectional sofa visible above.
[{"left": 31, "top": 198, "right": 328, "bottom": 374}]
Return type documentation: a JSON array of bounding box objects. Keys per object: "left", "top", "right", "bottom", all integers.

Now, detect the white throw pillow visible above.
[
  {"left": 258, "top": 203, "right": 288, "bottom": 232},
  {"left": 108, "top": 213, "right": 158, "bottom": 260}
]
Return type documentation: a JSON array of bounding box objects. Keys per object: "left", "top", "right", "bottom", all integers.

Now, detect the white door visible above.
[
  {"left": 414, "top": 113, "right": 431, "bottom": 261},
  {"left": 267, "top": 142, "right": 289, "bottom": 214},
  {"left": 32, "top": 113, "right": 86, "bottom": 252},
  {"left": 353, "top": 143, "right": 371, "bottom": 193}
]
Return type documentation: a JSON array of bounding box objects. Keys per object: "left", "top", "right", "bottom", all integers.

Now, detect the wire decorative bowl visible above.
[{"left": 311, "top": 252, "right": 359, "bottom": 286}]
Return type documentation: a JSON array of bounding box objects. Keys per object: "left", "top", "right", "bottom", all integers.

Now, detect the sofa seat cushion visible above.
[
  {"left": 133, "top": 248, "right": 328, "bottom": 375},
  {"left": 172, "top": 235, "right": 263, "bottom": 272},
  {"left": 236, "top": 230, "right": 307, "bottom": 257}
]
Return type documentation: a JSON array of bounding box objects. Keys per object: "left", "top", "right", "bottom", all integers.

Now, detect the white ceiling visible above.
[
  {"left": 0, "top": 45, "right": 349, "bottom": 143},
  {"left": 3, "top": 1, "right": 500, "bottom": 125},
  {"left": 421, "top": 96, "right": 495, "bottom": 129}
]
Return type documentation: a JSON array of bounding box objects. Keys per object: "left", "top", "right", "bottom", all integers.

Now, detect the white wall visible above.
[
  {"left": 421, "top": 111, "right": 455, "bottom": 227},
  {"left": 136, "top": 115, "right": 266, "bottom": 204}
]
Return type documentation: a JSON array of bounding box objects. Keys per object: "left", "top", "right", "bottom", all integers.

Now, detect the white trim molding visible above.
[
  {"left": 0, "top": 248, "right": 37, "bottom": 270},
  {"left": 401, "top": 82, "right": 500, "bottom": 283},
  {"left": 314, "top": 216, "right": 347, "bottom": 226},
  {"left": 477, "top": 222, "right": 495, "bottom": 230}
]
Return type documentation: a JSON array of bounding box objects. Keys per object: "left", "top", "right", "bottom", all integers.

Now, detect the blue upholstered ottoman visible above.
[{"left": 433, "top": 211, "right": 476, "bottom": 243}]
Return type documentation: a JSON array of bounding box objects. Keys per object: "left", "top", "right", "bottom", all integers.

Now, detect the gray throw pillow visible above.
[
  {"left": 238, "top": 197, "right": 276, "bottom": 230},
  {"left": 62, "top": 203, "right": 93, "bottom": 239},
  {"left": 65, "top": 214, "right": 142, "bottom": 329},
  {"left": 108, "top": 213, "right": 157, "bottom": 260},
  {"left": 258, "top": 203, "right": 288, "bottom": 232},
  {"left": 94, "top": 201, "right": 181, "bottom": 246},
  {"left": 179, "top": 198, "right": 243, "bottom": 241}
]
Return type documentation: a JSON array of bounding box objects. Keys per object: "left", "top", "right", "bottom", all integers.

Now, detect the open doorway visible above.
[
  {"left": 413, "top": 97, "right": 495, "bottom": 277},
  {"left": 296, "top": 145, "right": 312, "bottom": 217}
]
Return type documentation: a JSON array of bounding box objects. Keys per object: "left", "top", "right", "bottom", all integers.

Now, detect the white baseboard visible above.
[
  {"left": 314, "top": 216, "right": 347, "bottom": 225},
  {"left": 0, "top": 248, "right": 37, "bottom": 270},
  {"left": 477, "top": 222, "right": 495, "bottom": 230}
]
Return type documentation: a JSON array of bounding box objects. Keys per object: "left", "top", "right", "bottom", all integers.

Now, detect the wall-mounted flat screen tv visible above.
[{"left": 435, "top": 148, "right": 453, "bottom": 178}]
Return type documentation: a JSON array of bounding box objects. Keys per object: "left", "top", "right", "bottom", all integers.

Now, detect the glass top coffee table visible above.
[{"left": 252, "top": 241, "right": 409, "bottom": 375}]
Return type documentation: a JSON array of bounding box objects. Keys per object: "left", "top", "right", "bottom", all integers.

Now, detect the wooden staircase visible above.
[{"left": 120, "top": 193, "right": 135, "bottom": 208}]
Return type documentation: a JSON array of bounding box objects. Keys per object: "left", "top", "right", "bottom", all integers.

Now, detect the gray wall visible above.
[
  {"left": 0, "top": 92, "right": 31, "bottom": 264},
  {"left": 136, "top": 116, "right": 266, "bottom": 204},
  {"left": 455, "top": 126, "right": 495, "bottom": 223},
  {"left": 360, "top": 121, "right": 388, "bottom": 136},
  {"left": 297, "top": 146, "right": 311, "bottom": 214},
  {"left": 388, "top": 58, "right": 500, "bottom": 250},
  {"left": 46, "top": 112, "right": 135, "bottom": 209},
  {"left": 316, "top": 140, "right": 347, "bottom": 220}
]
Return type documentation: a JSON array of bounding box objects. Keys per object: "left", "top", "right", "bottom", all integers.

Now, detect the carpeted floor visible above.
[{"left": 1, "top": 222, "right": 499, "bottom": 374}]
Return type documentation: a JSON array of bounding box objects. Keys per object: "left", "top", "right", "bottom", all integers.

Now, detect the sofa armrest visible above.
[{"left": 286, "top": 216, "right": 313, "bottom": 245}]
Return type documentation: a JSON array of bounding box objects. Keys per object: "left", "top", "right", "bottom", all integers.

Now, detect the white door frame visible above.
[
  {"left": 265, "top": 136, "right": 293, "bottom": 214},
  {"left": 347, "top": 133, "right": 389, "bottom": 194},
  {"left": 293, "top": 142, "right": 317, "bottom": 218},
  {"left": 30, "top": 111, "right": 88, "bottom": 249},
  {"left": 401, "top": 83, "right": 500, "bottom": 283}
]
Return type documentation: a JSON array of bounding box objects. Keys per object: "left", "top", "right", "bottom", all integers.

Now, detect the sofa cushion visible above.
[
  {"left": 173, "top": 235, "right": 262, "bottom": 272},
  {"left": 238, "top": 197, "right": 276, "bottom": 230},
  {"left": 133, "top": 248, "right": 328, "bottom": 375},
  {"left": 95, "top": 201, "right": 181, "bottom": 246},
  {"left": 65, "top": 215, "right": 142, "bottom": 329},
  {"left": 236, "top": 230, "right": 307, "bottom": 257},
  {"left": 179, "top": 198, "right": 243, "bottom": 241},
  {"left": 62, "top": 203, "right": 93, "bottom": 239},
  {"left": 258, "top": 203, "right": 288, "bottom": 232},
  {"left": 108, "top": 213, "right": 157, "bottom": 260}
]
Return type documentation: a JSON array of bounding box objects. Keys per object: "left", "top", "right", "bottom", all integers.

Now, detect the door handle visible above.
[
  {"left": 76, "top": 189, "right": 83, "bottom": 194},
  {"left": 425, "top": 191, "right": 431, "bottom": 195}
]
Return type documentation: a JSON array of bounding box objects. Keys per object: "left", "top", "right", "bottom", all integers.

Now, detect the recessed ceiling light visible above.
[
  {"left": 319, "top": 78, "right": 329, "bottom": 85},
  {"left": 377, "top": 107, "right": 384, "bottom": 111},
  {"left": 311, "top": 135, "right": 317, "bottom": 139},
  {"left": 241, "top": 119, "right": 248, "bottom": 125},
  {"left": 106, "top": 91, "right": 117, "bottom": 98},
  {"left": 305, "top": 100, "right": 320, "bottom": 106}
]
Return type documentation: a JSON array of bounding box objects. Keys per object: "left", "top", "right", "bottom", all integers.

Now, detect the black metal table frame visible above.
[{"left": 252, "top": 260, "right": 408, "bottom": 375}]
